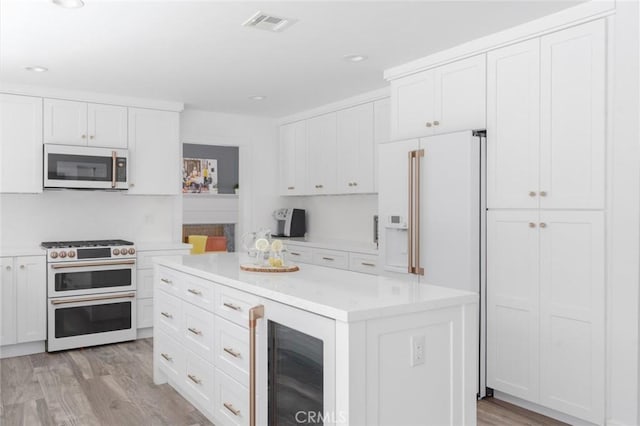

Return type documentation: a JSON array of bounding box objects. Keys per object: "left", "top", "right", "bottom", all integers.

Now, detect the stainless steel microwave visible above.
[{"left": 44, "top": 144, "right": 129, "bottom": 190}]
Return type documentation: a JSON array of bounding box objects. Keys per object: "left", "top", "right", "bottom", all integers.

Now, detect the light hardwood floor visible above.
[{"left": 0, "top": 338, "right": 567, "bottom": 426}]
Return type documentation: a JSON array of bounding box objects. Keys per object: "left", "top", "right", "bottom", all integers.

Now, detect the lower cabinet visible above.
[
  {"left": 284, "top": 243, "right": 379, "bottom": 275},
  {"left": 487, "top": 210, "right": 605, "bottom": 424},
  {"left": 0, "top": 256, "right": 46, "bottom": 347}
]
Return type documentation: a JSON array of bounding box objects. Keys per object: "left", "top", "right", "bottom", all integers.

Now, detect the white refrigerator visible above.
[{"left": 378, "top": 129, "right": 486, "bottom": 397}]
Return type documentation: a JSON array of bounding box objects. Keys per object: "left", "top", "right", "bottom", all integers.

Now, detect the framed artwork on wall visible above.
[{"left": 183, "top": 158, "right": 218, "bottom": 193}]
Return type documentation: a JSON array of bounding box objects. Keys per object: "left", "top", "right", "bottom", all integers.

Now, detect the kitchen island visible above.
[{"left": 153, "top": 253, "right": 477, "bottom": 426}]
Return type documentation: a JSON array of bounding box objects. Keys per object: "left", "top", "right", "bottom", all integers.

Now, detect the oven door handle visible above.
[
  {"left": 50, "top": 260, "right": 136, "bottom": 269},
  {"left": 249, "top": 305, "right": 264, "bottom": 426},
  {"left": 51, "top": 292, "right": 136, "bottom": 305}
]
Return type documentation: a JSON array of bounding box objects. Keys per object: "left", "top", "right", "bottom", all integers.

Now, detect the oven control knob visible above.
[
  {"left": 50, "top": 251, "right": 58, "bottom": 259},
  {"left": 113, "top": 248, "right": 120, "bottom": 255},
  {"left": 128, "top": 248, "right": 135, "bottom": 255},
  {"left": 68, "top": 251, "right": 76, "bottom": 258},
  {"left": 59, "top": 251, "right": 67, "bottom": 258}
]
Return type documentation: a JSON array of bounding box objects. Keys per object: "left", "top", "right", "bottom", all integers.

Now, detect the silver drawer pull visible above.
[
  {"left": 187, "top": 288, "right": 202, "bottom": 296},
  {"left": 160, "top": 278, "right": 172, "bottom": 284},
  {"left": 361, "top": 262, "right": 376, "bottom": 267},
  {"left": 187, "top": 374, "right": 202, "bottom": 384},
  {"left": 223, "top": 302, "right": 241, "bottom": 311},
  {"left": 188, "top": 327, "right": 202, "bottom": 336},
  {"left": 224, "top": 402, "right": 241, "bottom": 416},
  {"left": 287, "top": 186, "right": 295, "bottom": 190},
  {"left": 290, "top": 252, "right": 300, "bottom": 256},
  {"left": 161, "top": 311, "right": 173, "bottom": 319},
  {"left": 224, "top": 347, "right": 241, "bottom": 358},
  {"left": 322, "top": 257, "right": 334, "bottom": 261},
  {"left": 161, "top": 353, "right": 172, "bottom": 361}
]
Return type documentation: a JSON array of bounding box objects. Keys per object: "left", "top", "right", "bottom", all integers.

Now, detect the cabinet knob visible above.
[
  {"left": 353, "top": 182, "right": 358, "bottom": 186},
  {"left": 539, "top": 223, "right": 547, "bottom": 228},
  {"left": 81, "top": 134, "right": 86, "bottom": 139},
  {"left": 19, "top": 265, "right": 24, "bottom": 269},
  {"left": 89, "top": 135, "right": 94, "bottom": 140},
  {"left": 529, "top": 191, "right": 537, "bottom": 197},
  {"left": 348, "top": 182, "right": 353, "bottom": 187},
  {"left": 528, "top": 222, "right": 537, "bottom": 228},
  {"left": 315, "top": 184, "right": 323, "bottom": 189},
  {"left": 425, "top": 122, "right": 432, "bottom": 128},
  {"left": 539, "top": 191, "right": 547, "bottom": 197},
  {"left": 129, "top": 183, "right": 135, "bottom": 188},
  {"left": 5, "top": 265, "right": 11, "bottom": 271},
  {"left": 287, "top": 186, "right": 294, "bottom": 190},
  {"left": 433, "top": 120, "right": 440, "bottom": 126}
]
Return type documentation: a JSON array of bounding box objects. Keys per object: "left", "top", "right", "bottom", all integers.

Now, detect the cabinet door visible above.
[
  {"left": 43, "top": 99, "right": 87, "bottom": 145},
  {"left": 540, "top": 20, "right": 605, "bottom": 209},
  {"left": 279, "top": 121, "right": 307, "bottom": 195},
  {"left": 0, "top": 94, "right": 43, "bottom": 193},
  {"left": 87, "top": 103, "right": 128, "bottom": 148},
  {"left": 487, "top": 210, "right": 540, "bottom": 402},
  {"left": 0, "top": 258, "right": 16, "bottom": 346},
  {"left": 336, "top": 103, "right": 374, "bottom": 194},
  {"left": 487, "top": 39, "right": 540, "bottom": 209},
  {"left": 538, "top": 211, "right": 604, "bottom": 423},
  {"left": 307, "top": 113, "right": 337, "bottom": 194},
  {"left": 16, "top": 256, "right": 46, "bottom": 343},
  {"left": 390, "top": 70, "right": 435, "bottom": 140},
  {"left": 128, "top": 108, "right": 180, "bottom": 195},
  {"left": 434, "top": 54, "right": 487, "bottom": 135}
]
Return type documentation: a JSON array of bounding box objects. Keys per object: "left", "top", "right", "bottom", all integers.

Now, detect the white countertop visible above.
[
  {"left": 155, "top": 253, "right": 476, "bottom": 322},
  {"left": 281, "top": 238, "right": 378, "bottom": 255},
  {"left": 136, "top": 241, "right": 192, "bottom": 251},
  {"left": 0, "top": 247, "right": 46, "bottom": 257}
]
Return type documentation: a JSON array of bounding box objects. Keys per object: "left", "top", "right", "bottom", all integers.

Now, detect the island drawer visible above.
[
  {"left": 156, "top": 290, "right": 182, "bottom": 337},
  {"left": 183, "top": 302, "right": 216, "bottom": 364},
  {"left": 156, "top": 266, "right": 184, "bottom": 298},
  {"left": 213, "top": 368, "right": 249, "bottom": 426},
  {"left": 349, "top": 253, "right": 379, "bottom": 275},
  {"left": 312, "top": 248, "right": 349, "bottom": 270},
  {"left": 182, "top": 274, "right": 216, "bottom": 312},
  {"left": 216, "top": 286, "right": 260, "bottom": 328},
  {"left": 183, "top": 350, "right": 215, "bottom": 418},
  {"left": 156, "top": 330, "right": 185, "bottom": 384},
  {"left": 285, "top": 245, "right": 313, "bottom": 264},
  {"left": 214, "top": 317, "right": 249, "bottom": 386}
]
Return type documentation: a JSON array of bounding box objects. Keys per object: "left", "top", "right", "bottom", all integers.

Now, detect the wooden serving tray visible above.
[{"left": 240, "top": 264, "right": 299, "bottom": 273}]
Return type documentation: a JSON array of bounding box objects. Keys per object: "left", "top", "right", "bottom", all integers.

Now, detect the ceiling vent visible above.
[{"left": 242, "top": 11, "right": 297, "bottom": 32}]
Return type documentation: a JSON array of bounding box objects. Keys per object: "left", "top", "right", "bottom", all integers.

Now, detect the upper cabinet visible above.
[
  {"left": 0, "top": 94, "right": 43, "bottom": 194},
  {"left": 336, "top": 103, "right": 374, "bottom": 194},
  {"left": 128, "top": 108, "right": 180, "bottom": 195},
  {"left": 487, "top": 20, "right": 605, "bottom": 209},
  {"left": 307, "top": 113, "right": 338, "bottom": 195},
  {"left": 390, "top": 54, "right": 486, "bottom": 140},
  {"left": 44, "top": 99, "right": 127, "bottom": 148},
  {"left": 279, "top": 120, "right": 307, "bottom": 196}
]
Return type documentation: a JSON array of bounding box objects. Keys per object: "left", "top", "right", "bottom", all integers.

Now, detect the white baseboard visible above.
[
  {"left": 0, "top": 341, "right": 45, "bottom": 359},
  {"left": 493, "top": 390, "right": 600, "bottom": 426},
  {"left": 137, "top": 327, "right": 154, "bottom": 339}
]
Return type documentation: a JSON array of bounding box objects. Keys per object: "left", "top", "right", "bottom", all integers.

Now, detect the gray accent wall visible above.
[{"left": 183, "top": 144, "right": 239, "bottom": 194}]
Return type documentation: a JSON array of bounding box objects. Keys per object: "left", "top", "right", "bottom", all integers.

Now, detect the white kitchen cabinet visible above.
[
  {"left": 279, "top": 120, "right": 307, "bottom": 195},
  {"left": 390, "top": 54, "right": 486, "bottom": 140},
  {"left": 306, "top": 112, "right": 337, "bottom": 194},
  {"left": 487, "top": 20, "right": 605, "bottom": 210},
  {"left": 373, "top": 97, "right": 391, "bottom": 192},
  {"left": 487, "top": 210, "right": 605, "bottom": 424},
  {"left": 0, "top": 94, "right": 43, "bottom": 194},
  {"left": 0, "top": 256, "right": 46, "bottom": 346},
  {"left": 539, "top": 20, "right": 605, "bottom": 210},
  {"left": 128, "top": 108, "right": 180, "bottom": 195},
  {"left": 87, "top": 103, "right": 128, "bottom": 148},
  {"left": 336, "top": 103, "right": 375, "bottom": 194},
  {"left": 487, "top": 39, "right": 541, "bottom": 209}
]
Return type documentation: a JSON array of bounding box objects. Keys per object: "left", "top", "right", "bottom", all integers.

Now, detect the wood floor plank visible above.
[{"left": 0, "top": 354, "right": 43, "bottom": 406}]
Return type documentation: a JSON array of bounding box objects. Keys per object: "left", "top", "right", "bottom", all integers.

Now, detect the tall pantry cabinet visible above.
[{"left": 486, "top": 19, "right": 606, "bottom": 424}]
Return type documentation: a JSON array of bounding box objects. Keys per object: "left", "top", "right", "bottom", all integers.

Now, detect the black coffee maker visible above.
[{"left": 272, "top": 208, "right": 306, "bottom": 237}]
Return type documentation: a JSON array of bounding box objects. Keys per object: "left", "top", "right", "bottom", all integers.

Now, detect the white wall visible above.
[
  {"left": 283, "top": 195, "right": 378, "bottom": 244},
  {"left": 0, "top": 191, "right": 179, "bottom": 247},
  {"left": 180, "top": 109, "right": 280, "bottom": 247}
]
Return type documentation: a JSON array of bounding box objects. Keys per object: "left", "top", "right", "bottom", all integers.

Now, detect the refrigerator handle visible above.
[
  {"left": 408, "top": 150, "right": 414, "bottom": 274},
  {"left": 415, "top": 149, "right": 425, "bottom": 276}
]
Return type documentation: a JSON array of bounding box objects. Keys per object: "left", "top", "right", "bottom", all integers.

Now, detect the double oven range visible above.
[{"left": 42, "top": 239, "right": 137, "bottom": 352}]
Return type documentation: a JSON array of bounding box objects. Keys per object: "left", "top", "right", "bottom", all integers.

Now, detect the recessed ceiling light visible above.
[
  {"left": 249, "top": 96, "right": 266, "bottom": 101},
  {"left": 24, "top": 66, "right": 48, "bottom": 73},
  {"left": 343, "top": 54, "right": 368, "bottom": 63},
  {"left": 52, "top": 0, "right": 85, "bottom": 9}
]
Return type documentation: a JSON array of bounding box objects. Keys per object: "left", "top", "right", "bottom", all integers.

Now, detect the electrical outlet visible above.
[{"left": 410, "top": 335, "right": 425, "bottom": 367}]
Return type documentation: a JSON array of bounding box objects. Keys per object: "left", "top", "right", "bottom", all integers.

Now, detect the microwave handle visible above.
[
  {"left": 249, "top": 305, "right": 264, "bottom": 426},
  {"left": 111, "top": 151, "right": 117, "bottom": 189}
]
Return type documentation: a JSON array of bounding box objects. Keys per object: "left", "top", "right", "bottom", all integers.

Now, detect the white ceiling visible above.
[{"left": 1, "top": 0, "right": 582, "bottom": 117}]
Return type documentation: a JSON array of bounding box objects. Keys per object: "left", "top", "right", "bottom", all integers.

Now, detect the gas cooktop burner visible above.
[{"left": 41, "top": 239, "right": 134, "bottom": 249}]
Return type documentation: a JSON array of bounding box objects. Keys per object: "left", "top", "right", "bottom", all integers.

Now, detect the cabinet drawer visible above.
[
  {"left": 214, "top": 368, "right": 249, "bottom": 426},
  {"left": 156, "top": 267, "right": 183, "bottom": 298},
  {"left": 184, "top": 350, "right": 215, "bottom": 416},
  {"left": 156, "top": 330, "right": 185, "bottom": 384},
  {"left": 183, "top": 302, "right": 215, "bottom": 363},
  {"left": 312, "top": 249, "right": 349, "bottom": 270},
  {"left": 349, "top": 253, "right": 379, "bottom": 275},
  {"left": 216, "top": 286, "right": 260, "bottom": 328},
  {"left": 137, "top": 298, "right": 154, "bottom": 329},
  {"left": 182, "top": 274, "right": 215, "bottom": 312},
  {"left": 285, "top": 245, "right": 313, "bottom": 264},
  {"left": 138, "top": 249, "right": 189, "bottom": 269},
  {"left": 214, "top": 317, "right": 249, "bottom": 386},
  {"left": 137, "top": 269, "right": 154, "bottom": 299},
  {"left": 156, "top": 290, "right": 182, "bottom": 338}
]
